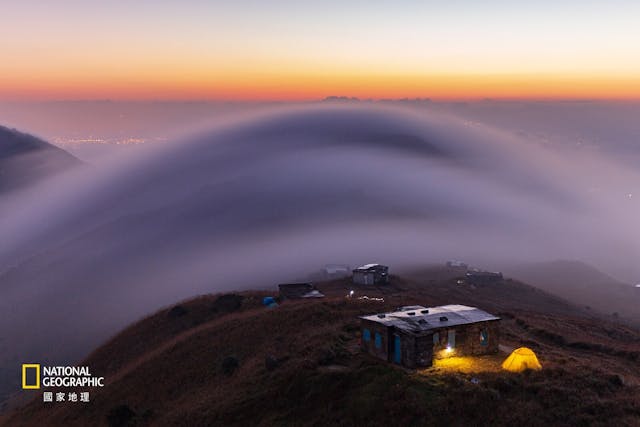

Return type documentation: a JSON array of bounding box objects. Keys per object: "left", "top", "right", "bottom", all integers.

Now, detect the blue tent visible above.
[{"left": 262, "top": 296, "right": 278, "bottom": 308}]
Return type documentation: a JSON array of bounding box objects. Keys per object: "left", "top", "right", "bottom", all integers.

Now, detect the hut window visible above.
[
  {"left": 480, "top": 329, "right": 488, "bottom": 346},
  {"left": 374, "top": 332, "right": 382, "bottom": 349},
  {"left": 433, "top": 332, "right": 439, "bottom": 345},
  {"left": 363, "top": 329, "right": 371, "bottom": 342}
]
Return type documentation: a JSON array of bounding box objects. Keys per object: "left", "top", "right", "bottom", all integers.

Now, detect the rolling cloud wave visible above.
[{"left": 1, "top": 104, "right": 638, "bottom": 375}]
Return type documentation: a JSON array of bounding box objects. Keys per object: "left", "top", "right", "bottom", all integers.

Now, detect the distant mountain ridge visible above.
[
  {"left": 0, "top": 125, "right": 79, "bottom": 192},
  {"left": 503, "top": 260, "right": 639, "bottom": 325}
]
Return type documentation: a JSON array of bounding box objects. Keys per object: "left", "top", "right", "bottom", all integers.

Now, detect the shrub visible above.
[
  {"left": 167, "top": 305, "right": 188, "bottom": 318},
  {"left": 221, "top": 356, "right": 239, "bottom": 375},
  {"left": 106, "top": 404, "right": 136, "bottom": 427},
  {"left": 212, "top": 294, "right": 243, "bottom": 314}
]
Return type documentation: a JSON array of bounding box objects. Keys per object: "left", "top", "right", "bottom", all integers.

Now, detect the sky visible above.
[{"left": 1, "top": 0, "right": 639, "bottom": 100}]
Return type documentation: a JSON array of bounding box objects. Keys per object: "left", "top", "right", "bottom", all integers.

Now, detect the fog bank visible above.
[{"left": 1, "top": 103, "right": 639, "bottom": 379}]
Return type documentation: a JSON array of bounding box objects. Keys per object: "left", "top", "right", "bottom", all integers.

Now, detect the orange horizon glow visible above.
[
  {"left": 2, "top": 72, "right": 640, "bottom": 102},
  {"left": 3, "top": 1, "right": 640, "bottom": 102}
]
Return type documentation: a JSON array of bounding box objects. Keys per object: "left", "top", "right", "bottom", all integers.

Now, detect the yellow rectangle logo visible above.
[{"left": 22, "top": 364, "right": 40, "bottom": 389}]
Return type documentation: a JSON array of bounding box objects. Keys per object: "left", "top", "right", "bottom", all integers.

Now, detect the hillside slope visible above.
[
  {"left": 0, "top": 125, "right": 80, "bottom": 192},
  {"left": 504, "top": 260, "right": 640, "bottom": 325},
  {"left": 4, "top": 272, "right": 640, "bottom": 426}
]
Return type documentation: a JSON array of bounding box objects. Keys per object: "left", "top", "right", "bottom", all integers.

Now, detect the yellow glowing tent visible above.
[{"left": 501, "top": 347, "right": 542, "bottom": 372}]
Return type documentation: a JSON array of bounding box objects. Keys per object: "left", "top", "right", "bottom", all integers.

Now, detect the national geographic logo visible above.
[
  {"left": 22, "top": 364, "right": 104, "bottom": 389},
  {"left": 22, "top": 364, "right": 41, "bottom": 389}
]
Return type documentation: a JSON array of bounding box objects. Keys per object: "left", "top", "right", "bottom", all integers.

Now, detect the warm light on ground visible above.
[{"left": 422, "top": 355, "right": 505, "bottom": 374}]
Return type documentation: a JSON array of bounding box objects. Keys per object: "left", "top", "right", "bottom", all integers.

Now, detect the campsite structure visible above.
[
  {"left": 465, "top": 270, "right": 503, "bottom": 285},
  {"left": 323, "top": 264, "right": 351, "bottom": 280},
  {"left": 446, "top": 260, "right": 468, "bottom": 269},
  {"left": 352, "top": 263, "right": 389, "bottom": 285},
  {"left": 502, "top": 347, "right": 542, "bottom": 372},
  {"left": 278, "top": 283, "right": 325, "bottom": 299},
  {"left": 360, "top": 305, "right": 500, "bottom": 369}
]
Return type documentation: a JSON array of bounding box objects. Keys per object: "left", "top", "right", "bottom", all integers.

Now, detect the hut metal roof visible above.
[{"left": 360, "top": 304, "right": 500, "bottom": 334}]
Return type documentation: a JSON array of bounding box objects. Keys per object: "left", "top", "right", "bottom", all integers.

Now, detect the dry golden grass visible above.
[{"left": 3, "top": 271, "right": 640, "bottom": 427}]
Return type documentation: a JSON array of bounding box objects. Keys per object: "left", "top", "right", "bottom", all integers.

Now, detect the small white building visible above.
[
  {"left": 446, "top": 260, "right": 468, "bottom": 269},
  {"left": 323, "top": 264, "right": 351, "bottom": 279},
  {"left": 352, "top": 263, "right": 389, "bottom": 285}
]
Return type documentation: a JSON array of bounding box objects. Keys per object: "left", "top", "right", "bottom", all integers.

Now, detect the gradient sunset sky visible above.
[{"left": 2, "top": 0, "right": 639, "bottom": 101}]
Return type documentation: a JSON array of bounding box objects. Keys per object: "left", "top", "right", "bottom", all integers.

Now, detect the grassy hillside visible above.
[
  {"left": 503, "top": 260, "right": 640, "bottom": 325},
  {"left": 3, "top": 272, "right": 640, "bottom": 426},
  {"left": 0, "top": 125, "right": 80, "bottom": 192}
]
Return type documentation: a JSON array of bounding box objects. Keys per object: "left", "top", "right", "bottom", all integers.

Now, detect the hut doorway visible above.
[{"left": 393, "top": 334, "right": 402, "bottom": 364}]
